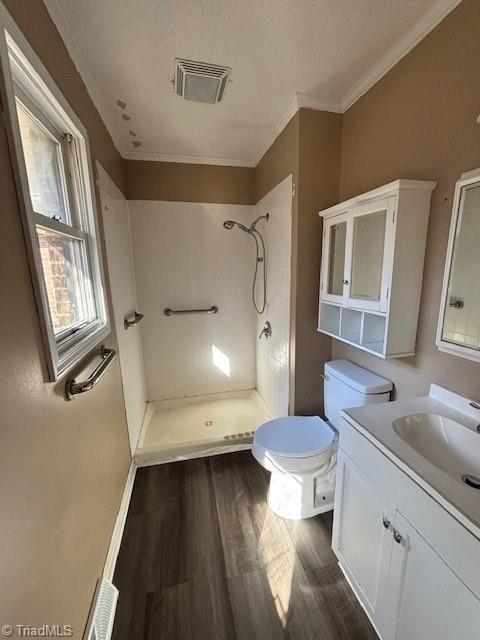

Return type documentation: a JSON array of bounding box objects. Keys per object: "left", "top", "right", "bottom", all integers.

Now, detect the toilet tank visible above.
[{"left": 323, "top": 359, "right": 392, "bottom": 433}]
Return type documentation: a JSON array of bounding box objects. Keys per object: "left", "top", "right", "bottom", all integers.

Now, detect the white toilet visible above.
[{"left": 252, "top": 359, "right": 392, "bottom": 520}]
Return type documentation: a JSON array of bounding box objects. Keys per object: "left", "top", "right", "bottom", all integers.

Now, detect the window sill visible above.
[{"left": 55, "top": 321, "right": 110, "bottom": 380}]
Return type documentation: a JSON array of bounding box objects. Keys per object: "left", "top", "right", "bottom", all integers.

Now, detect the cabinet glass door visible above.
[
  {"left": 321, "top": 214, "right": 348, "bottom": 304},
  {"left": 347, "top": 198, "right": 395, "bottom": 312}
]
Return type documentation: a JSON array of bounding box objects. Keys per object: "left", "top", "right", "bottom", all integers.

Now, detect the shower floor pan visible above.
[{"left": 135, "top": 389, "right": 272, "bottom": 466}]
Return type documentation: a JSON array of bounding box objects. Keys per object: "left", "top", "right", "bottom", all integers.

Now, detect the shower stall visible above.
[{"left": 101, "top": 169, "right": 293, "bottom": 465}]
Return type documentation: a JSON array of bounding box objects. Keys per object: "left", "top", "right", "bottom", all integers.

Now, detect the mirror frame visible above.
[{"left": 436, "top": 167, "right": 480, "bottom": 362}]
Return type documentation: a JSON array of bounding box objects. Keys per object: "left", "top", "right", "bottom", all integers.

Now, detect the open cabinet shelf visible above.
[
  {"left": 318, "top": 179, "right": 436, "bottom": 358},
  {"left": 319, "top": 302, "right": 341, "bottom": 336},
  {"left": 319, "top": 303, "right": 390, "bottom": 358},
  {"left": 340, "top": 308, "right": 362, "bottom": 344}
]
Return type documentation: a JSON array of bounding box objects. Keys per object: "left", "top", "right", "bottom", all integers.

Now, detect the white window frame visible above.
[{"left": 0, "top": 11, "right": 109, "bottom": 380}]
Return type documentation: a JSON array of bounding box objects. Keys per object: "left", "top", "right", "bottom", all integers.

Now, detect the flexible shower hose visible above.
[{"left": 252, "top": 229, "right": 267, "bottom": 314}]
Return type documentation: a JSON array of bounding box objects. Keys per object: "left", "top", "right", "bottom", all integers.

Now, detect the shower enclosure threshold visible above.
[{"left": 134, "top": 389, "right": 272, "bottom": 466}]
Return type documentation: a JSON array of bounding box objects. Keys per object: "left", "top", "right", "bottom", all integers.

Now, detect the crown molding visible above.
[
  {"left": 43, "top": 0, "right": 125, "bottom": 155},
  {"left": 252, "top": 92, "right": 343, "bottom": 166},
  {"left": 252, "top": 96, "right": 298, "bottom": 166},
  {"left": 296, "top": 92, "right": 343, "bottom": 114},
  {"left": 122, "top": 150, "right": 256, "bottom": 168},
  {"left": 44, "top": 0, "right": 462, "bottom": 168},
  {"left": 341, "top": 0, "right": 463, "bottom": 111}
]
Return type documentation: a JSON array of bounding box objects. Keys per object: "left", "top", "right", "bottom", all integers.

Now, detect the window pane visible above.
[
  {"left": 37, "top": 227, "right": 95, "bottom": 335},
  {"left": 327, "top": 221, "right": 346, "bottom": 296},
  {"left": 16, "top": 102, "right": 69, "bottom": 223},
  {"left": 351, "top": 210, "right": 386, "bottom": 301}
]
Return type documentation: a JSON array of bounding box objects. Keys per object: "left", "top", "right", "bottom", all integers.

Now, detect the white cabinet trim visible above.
[
  {"left": 320, "top": 212, "right": 348, "bottom": 305},
  {"left": 318, "top": 179, "right": 435, "bottom": 358},
  {"left": 436, "top": 168, "right": 480, "bottom": 363},
  {"left": 320, "top": 179, "right": 436, "bottom": 217},
  {"left": 334, "top": 421, "right": 480, "bottom": 640}
]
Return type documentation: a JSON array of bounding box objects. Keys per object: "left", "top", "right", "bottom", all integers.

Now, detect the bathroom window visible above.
[{"left": 2, "top": 31, "right": 108, "bottom": 379}]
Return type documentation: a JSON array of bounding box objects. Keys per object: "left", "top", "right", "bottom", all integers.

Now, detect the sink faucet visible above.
[{"left": 259, "top": 320, "right": 272, "bottom": 339}]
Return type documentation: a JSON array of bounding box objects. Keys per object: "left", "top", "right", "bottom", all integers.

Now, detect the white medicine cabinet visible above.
[
  {"left": 318, "top": 180, "right": 436, "bottom": 358},
  {"left": 436, "top": 168, "right": 480, "bottom": 363}
]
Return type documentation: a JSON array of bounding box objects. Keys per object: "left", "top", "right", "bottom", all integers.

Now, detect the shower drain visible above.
[{"left": 204, "top": 420, "right": 213, "bottom": 427}]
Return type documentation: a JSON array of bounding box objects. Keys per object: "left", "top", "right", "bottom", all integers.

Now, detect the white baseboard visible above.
[{"left": 103, "top": 460, "right": 137, "bottom": 582}]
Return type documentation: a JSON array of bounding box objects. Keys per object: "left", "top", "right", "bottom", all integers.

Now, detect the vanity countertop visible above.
[{"left": 343, "top": 385, "right": 480, "bottom": 540}]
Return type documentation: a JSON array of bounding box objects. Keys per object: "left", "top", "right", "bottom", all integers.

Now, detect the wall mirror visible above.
[{"left": 437, "top": 168, "right": 480, "bottom": 362}]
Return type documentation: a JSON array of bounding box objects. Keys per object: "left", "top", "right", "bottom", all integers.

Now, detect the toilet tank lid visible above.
[{"left": 325, "top": 359, "right": 393, "bottom": 394}]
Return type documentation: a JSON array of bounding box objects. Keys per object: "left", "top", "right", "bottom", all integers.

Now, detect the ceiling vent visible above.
[{"left": 174, "top": 58, "right": 230, "bottom": 104}]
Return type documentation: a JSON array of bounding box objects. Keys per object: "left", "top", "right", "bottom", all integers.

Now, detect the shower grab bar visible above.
[
  {"left": 65, "top": 345, "right": 117, "bottom": 400},
  {"left": 164, "top": 305, "right": 219, "bottom": 316},
  {"left": 124, "top": 311, "right": 144, "bottom": 329}
]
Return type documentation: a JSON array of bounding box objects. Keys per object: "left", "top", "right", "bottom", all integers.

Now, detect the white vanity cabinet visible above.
[
  {"left": 386, "top": 511, "right": 480, "bottom": 640},
  {"left": 333, "top": 421, "right": 480, "bottom": 640},
  {"left": 331, "top": 451, "right": 393, "bottom": 630},
  {"left": 318, "top": 180, "right": 436, "bottom": 358}
]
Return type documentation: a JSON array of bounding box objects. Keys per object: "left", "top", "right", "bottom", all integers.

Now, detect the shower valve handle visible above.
[{"left": 259, "top": 321, "right": 272, "bottom": 339}]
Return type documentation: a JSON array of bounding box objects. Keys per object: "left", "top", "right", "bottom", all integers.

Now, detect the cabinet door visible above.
[
  {"left": 332, "top": 450, "right": 393, "bottom": 634},
  {"left": 320, "top": 213, "right": 348, "bottom": 305},
  {"left": 385, "top": 512, "right": 480, "bottom": 640},
  {"left": 346, "top": 197, "right": 396, "bottom": 312}
]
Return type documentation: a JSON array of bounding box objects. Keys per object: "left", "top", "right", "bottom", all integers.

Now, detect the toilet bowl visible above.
[
  {"left": 252, "top": 359, "right": 393, "bottom": 520},
  {"left": 252, "top": 415, "right": 337, "bottom": 520}
]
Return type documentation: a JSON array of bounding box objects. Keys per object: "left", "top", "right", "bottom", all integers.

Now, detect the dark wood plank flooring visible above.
[{"left": 112, "top": 451, "right": 378, "bottom": 640}]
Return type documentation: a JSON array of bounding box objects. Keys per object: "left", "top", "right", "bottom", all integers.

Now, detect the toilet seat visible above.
[
  {"left": 252, "top": 415, "right": 337, "bottom": 520},
  {"left": 252, "top": 416, "right": 336, "bottom": 476},
  {"left": 253, "top": 415, "right": 334, "bottom": 459}
]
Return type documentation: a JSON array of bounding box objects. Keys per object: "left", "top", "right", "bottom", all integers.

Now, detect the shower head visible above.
[
  {"left": 250, "top": 212, "right": 269, "bottom": 231},
  {"left": 223, "top": 220, "right": 251, "bottom": 233},
  {"left": 223, "top": 213, "right": 269, "bottom": 233}
]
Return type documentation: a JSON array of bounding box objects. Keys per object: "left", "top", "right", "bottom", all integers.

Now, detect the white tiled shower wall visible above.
[
  {"left": 129, "top": 201, "right": 256, "bottom": 400},
  {"left": 128, "top": 179, "right": 292, "bottom": 413},
  {"left": 255, "top": 176, "right": 293, "bottom": 417}
]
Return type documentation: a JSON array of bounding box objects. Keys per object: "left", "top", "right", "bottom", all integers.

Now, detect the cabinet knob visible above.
[
  {"left": 382, "top": 515, "right": 391, "bottom": 530},
  {"left": 393, "top": 528, "right": 403, "bottom": 544},
  {"left": 343, "top": 279, "right": 349, "bottom": 285}
]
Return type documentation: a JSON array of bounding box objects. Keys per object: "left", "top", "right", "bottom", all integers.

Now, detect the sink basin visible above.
[{"left": 393, "top": 413, "right": 480, "bottom": 482}]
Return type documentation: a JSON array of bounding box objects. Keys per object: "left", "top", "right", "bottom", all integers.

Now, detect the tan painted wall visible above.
[
  {"left": 254, "top": 113, "right": 299, "bottom": 204},
  {"left": 295, "top": 109, "right": 342, "bottom": 413},
  {"left": 335, "top": 0, "right": 480, "bottom": 401},
  {"left": 1, "top": 1, "right": 131, "bottom": 636},
  {"left": 125, "top": 159, "right": 254, "bottom": 204},
  {"left": 254, "top": 110, "right": 342, "bottom": 414}
]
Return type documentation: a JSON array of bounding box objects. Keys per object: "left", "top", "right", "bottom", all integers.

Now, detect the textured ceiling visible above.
[{"left": 45, "top": 0, "right": 460, "bottom": 166}]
